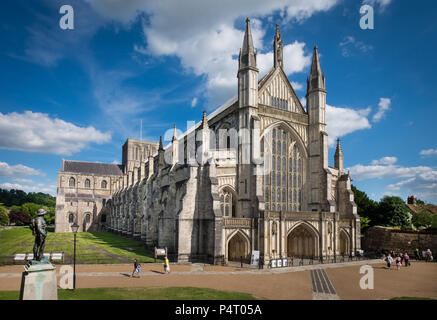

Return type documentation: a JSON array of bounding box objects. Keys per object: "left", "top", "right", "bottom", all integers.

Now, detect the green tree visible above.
[
  {"left": 432, "top": 215, "right": 437, "bottom": 229},
  {"left": 351, "top": 185, "right": 379, "bottom": 224},
  {"left": 0, "top": 205, "right": 9, "bottom": 226},
  {"left": 21, "top": 203, "right": 42, "bottom": 219},
  {"left": 378, "top": 196, "right": 412, "bottom": 229},
  {"left": 360, "top": 216, "right": 371, "bottom": 233},
  {"left": 412, "top": 210, "right": 433, "bottom": 229}
]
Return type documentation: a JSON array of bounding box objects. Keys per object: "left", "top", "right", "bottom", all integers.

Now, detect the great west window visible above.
[{"left": 262, "top": 127, "right": 303, "bottom": 212}]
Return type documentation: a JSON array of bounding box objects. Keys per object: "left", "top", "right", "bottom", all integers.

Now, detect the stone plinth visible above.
[{"left": 20, "top": 260, "right": 58, "bottom": 300}]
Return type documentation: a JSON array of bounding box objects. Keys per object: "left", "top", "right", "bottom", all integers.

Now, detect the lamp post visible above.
[{"left": 71, "top": 222, "right": 79, "bottom": 290}]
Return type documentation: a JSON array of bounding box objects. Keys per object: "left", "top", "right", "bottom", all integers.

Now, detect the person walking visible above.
[
  {"left": 132, "top": 258, "right": 138, "bottom": 277},
  {"left": 164, "top": 256, "right": 170, "bottom": 274},
  {"left": 136, "top": 263, "right": 141, "bottom": 278},
  {"left": 415, "top": 248, "right": 420, "bottom": 261},
  {"left": 403, "top": 252, "right": 410, "bottom": 267},
  {"left": 395, "top": 255, "right": 402, "bottom": 270},
  {"left": 386, "top": 253, "right": 393, "bottom": 269}
]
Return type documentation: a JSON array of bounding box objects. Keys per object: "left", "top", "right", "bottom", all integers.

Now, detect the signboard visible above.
[
  {"left": 271, "top": 259, "right": 277, "bottom": 268},
  {"left": 154, "top": 247, "right": 167, "bottom": 262},
  {"left": 156, "top": 248, "right": 166, "bottom": 256},
  {"left": 251, "top": 250, "right": 260, "bottom": 266}
]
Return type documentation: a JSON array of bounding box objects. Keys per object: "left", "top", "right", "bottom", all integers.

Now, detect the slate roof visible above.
[{"left": 62, "top": 160, "right": 123, "bottom": 176}]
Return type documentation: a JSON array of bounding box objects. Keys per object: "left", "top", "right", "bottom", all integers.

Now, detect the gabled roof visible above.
[
  {"left": 258, "top": 66, "right": 306, "bottom": 114},
  {"left": 62, "top": 160, "right": 123, "bottom": 176}
]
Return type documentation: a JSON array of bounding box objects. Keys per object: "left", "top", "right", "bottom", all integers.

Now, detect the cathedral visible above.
[{"left": 55, "top": 18, "right": 361, "bottom": 266}]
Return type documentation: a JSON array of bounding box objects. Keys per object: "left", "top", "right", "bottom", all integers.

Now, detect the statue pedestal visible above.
[{"left": 20, "top": 260, "right": 58, "bottom": 300}]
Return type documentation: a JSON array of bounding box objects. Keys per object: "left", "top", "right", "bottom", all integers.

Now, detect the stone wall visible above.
[{"left": 362, "top": 226, "right": 437, "bottom": 255}]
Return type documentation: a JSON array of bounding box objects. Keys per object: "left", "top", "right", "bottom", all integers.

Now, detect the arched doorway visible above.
[
  {"left": 339, "top": 230, "right": 350, "bottom": 255},
  {"left": 227, "top": 232, "right": 249, "bottom": 262},
  {"left": 287, "top": 223, "right": 318, "bottom": 258}
]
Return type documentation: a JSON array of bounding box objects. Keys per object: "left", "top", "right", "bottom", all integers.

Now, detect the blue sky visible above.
[{"left": 0, "top": 0, "right": 436, "bottom": 204}]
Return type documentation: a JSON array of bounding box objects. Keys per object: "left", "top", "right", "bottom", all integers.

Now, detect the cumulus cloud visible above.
[
  {"left": 371, "top": 156, "right": 397, "bottom": 165},
  {"left": 0, "top": 111, "right": 111, "bottom": 155},
  {"left": 113, "top": 0, "right": 338, "bottom": 107},
  {"left": 0, "top": 162, "right": 43, "bottom": 178},
  {"left": 362, "top": 0, "right": 393, "bottom": 11},
  {"left": 420, "top": 149, "right": 437, "bottom": 156},
  {"left": 372, "top": 97, "right": 391, "bottom": 122},
  {"left": 326, "top": 104, "right": 372, "bottom": 146},
  {"left": 339, "top": 36, "right": 373, "bottom": 57},
  {"left": 291, "top": 82, "right": 304, "bottom": 91},
  {"left": 348, "top": 156, "right": 437, "bottom": 202},
  {"left": 0, "top": 182, "right": 56, "bottom": 195}
]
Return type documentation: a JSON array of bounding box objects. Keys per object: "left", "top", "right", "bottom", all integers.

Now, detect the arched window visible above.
[
  {"left": 68, "top": 213, "right": 74, "bottom": 223},
  {"left": 101, "top": 214, "right": 107, "bottom": 223},
  {"left": 219, "top": 188, "right": 235, "bottom": 217},
  {"left": 101, "top": 180, "right": 107, "bottom": 189},
  {"left": 262, "top": 127, "right": 304, "bottom": 212},
  {"left": 69, "top": 177, "right": 75, "bottom": 187},
  {"left": 85, "top": 213, "right": 91, "bottom": 224},
  {"left": 85, "top": 179, "right": 91, "bottom": 188}
]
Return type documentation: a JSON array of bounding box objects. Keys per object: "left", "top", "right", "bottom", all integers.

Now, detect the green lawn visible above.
[
  {"left": 0, "top": 287, "right": 256, "bottom": 300},
  {"left": 0, "top": 227, "right": 158, "bottom": 264},
  {"left": 390, "top": 297, "right": 435, "bottom": 300}
]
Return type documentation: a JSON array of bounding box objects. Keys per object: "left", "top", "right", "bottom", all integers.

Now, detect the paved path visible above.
[
  {"left": 1, "top": 260, "right": 436, "bottom": 300},
  {"left": 310, "top": 269, "right": 339, "bottom": 300}
]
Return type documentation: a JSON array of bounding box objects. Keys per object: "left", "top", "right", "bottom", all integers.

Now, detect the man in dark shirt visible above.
[{"left": 132, "top": 258, "right": 138, "bottom": 277}]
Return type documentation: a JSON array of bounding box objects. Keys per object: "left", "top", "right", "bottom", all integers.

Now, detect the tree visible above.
[
  {"left": 378, "top": 196, "right": 412, "bottom": 230},
  {"left": 412, "top": 210, "right": 433, "bottom": 229},
  {"left": 21, "top": 203, "right": 42, "bottom": 219},
  {"left": 0, "top": 205, "right": 9, "bottom": 226},
  {"left": 360, "top": 216, "right": 371, "bottom": 233},
  {"left": 351, "top": 185, "right": 379, "bottom": 224},
  {"left": 8, "top": 209, "right": 31, "bottom": 225}
]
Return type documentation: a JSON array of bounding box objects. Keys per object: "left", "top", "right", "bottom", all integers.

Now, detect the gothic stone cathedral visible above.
[{"left": 55, "top": 19, "right": 361, "bottom": 265}]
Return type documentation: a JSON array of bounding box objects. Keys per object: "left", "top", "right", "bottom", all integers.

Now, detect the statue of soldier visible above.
[{"left": 30, "top": 209, "right": 47, "bottom": 261}]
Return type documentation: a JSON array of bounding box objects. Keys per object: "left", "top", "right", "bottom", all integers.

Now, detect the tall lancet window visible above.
[
  {"left": 262, "top": 127, "right": 304, "bottom": 212},
  {"left": 219, "top": 188, "right": 234, "bottom": 217}
]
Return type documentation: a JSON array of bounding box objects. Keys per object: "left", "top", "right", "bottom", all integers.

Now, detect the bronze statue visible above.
[{"left": 30, "top": 209, "right": 47, "bottom": 262}]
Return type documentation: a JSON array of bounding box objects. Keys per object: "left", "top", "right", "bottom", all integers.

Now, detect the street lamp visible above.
[{"left": 71, "top": 222, "right": 79, "bottom": 290}]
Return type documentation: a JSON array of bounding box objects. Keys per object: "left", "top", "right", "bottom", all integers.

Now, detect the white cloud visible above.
[
  {"left": 291, "top": 82, "right": 304, "bottom": 91},
  {"left": 339, "top": 36, "right": 373, "bottom": 57},
  {"left": 326, "top": 104, "right": 372, "bottom": 146},
  {"left": 0, "top": 182, "right": 56, "bottom": 195},
  {"left": 191, "top": 97, "right": 198, "bottom": 108},
  {"left": 348, "top": 157, "right": 437, "bottom": 202},
  {"left": 0, "top": 162, "right": 43, "bottom": 178},
  {"left": 362, "top": 0, "right": 393, "bottom": 11},
  {"left": 420, "top": 149, "right": 437, "bottom": 156},
  {"left": 113, "top": 0, "right": 338, "bottom": 107},
  {"left": 0, "top": 111, "right": 111, "bottom": 155},
  {"left": 371, "top": 156, "right": 397, "bottom": 165},
  {"left": 372, "top": 97, "right": 391, "bottom": 122}
]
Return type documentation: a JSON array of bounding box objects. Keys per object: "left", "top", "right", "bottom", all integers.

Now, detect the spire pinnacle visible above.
[
  {"left": 273, "top": 23, "right": 283, "bottom": 69},
  {"left": 172, "top": 124, "right": 177, "bottom": 142},
  {"left": 239, "top": 17, "right": 257, "bottom": 70},
  {"left": 158, "top": 136, "right": 164, "bottom": 151},
  {"left": 308, "top": 45, "right": 325, "bottom": 93},
  {"left": 201, "top": 110, "right": 209, "bottom": 128}
]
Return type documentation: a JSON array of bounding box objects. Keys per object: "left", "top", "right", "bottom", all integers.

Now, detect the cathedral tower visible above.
[
  {"left": 307, "top": 46, "right": 328, "bottom": 211},
  {"left": 237, "top": 18, "right": 259, "bottom": 216}
]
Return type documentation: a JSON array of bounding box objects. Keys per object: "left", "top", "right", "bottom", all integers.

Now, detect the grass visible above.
[
  {"left": 0, "top": 226, "right": 158, "bottom": 264},
  {"left": 0, "top": 287, "right": 256, "bottom": 300},
  {"left": 390, "top": 297, "right": 435, "bottom": 300}
]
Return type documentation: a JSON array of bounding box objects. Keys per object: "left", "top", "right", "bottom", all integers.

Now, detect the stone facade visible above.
[{"left": 55, "top": 19, "right": 361, "bottom": 265}]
